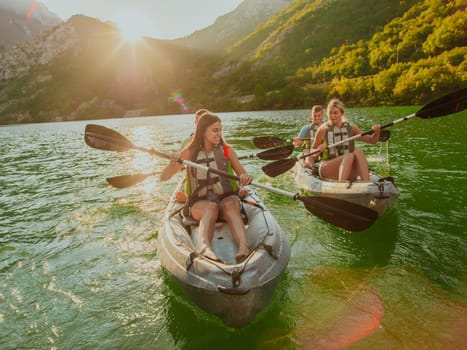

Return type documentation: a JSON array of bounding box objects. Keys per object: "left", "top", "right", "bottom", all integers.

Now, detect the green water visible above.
[{"left": 1, "top": 107, "right": 465, "bottom": 349}]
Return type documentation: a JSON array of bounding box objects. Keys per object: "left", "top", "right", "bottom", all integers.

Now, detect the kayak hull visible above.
[
  {"left": 158, "top": 180, "right": 290, "bottom": 327},
  {"left": 294, "top": 162, "right": 399, "bottom": 217}
]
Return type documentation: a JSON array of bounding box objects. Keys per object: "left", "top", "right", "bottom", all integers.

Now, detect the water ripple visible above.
[{"left": 1, "top": 109, "right": 466, "bottom": 349}]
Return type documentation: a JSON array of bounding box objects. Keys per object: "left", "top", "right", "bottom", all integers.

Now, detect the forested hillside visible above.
[
  {"left": 293, "top": 0, "right": 467, "bottom": 105},
  {"left": 0, "top": 0, "right": 465, "bottom": 124},
  {"left": 215, "top": 0, "right": 466, "bottom": 109}
]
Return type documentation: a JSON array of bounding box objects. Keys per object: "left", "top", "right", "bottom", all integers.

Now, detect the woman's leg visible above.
[
  {"left": 350, "top": 149, "right": 370, "bottom": 180},
  {"left": 191, "top": 200, "right": 219, "bottom": 260},
  {"left": 319, "top": 156, "right": 345, "bottom": 180},
  {"left": 220, "top": 195, "right": 250, "bottom": 263},
  {"left": 338, "top": 153, "right": 355, "bottom": 180}
]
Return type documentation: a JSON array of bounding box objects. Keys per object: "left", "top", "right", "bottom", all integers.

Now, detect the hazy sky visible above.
[{"left": 38, "top": 0, "right": 244, "bottom": 40}]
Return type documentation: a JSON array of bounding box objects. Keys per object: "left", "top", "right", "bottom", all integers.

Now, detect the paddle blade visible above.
[
  {"left": 85, "top": 124, "right": 136, "bottom": 152},
  {"left": 379, "top": 130, "right": 390, "bottom": 142},
  {"left": 106, "top": 173, "right": 155, "bottom": 188},
  {"left": 256, "top": 144, "right": 294, "bottom": 160},
  {"left": 262, "top": 158, "right": 297, "bottom": 177},
  {"left": 253, "top": 136, "right": 285, "bottom": 149},
  {"left": 299, "top": 196, "right": 378, "bottom": 232},
  {"left": 416, "top": 88, "right": 467, "bottom": 118}
]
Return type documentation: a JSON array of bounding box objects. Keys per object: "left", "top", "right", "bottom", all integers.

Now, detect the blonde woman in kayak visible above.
[
  {"left": 304, "top": 98, "right": 381, "bottom": 181},
  {"left": 161, "top": 113, "right": 253, "bottom": 263}
]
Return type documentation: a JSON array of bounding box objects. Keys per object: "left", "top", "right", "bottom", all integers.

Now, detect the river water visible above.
[{"left": 1, "top": 107, "right": 466, "bottom": 349}]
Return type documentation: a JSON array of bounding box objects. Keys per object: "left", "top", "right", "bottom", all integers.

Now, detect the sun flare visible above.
[{"left": 111, "top": 10, "right": 155, "bottom": 42}]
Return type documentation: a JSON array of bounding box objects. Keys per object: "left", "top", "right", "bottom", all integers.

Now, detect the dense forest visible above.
[
  {"left": 218, "top": 0, "right": 466, "bottom": 110},
  {"left": 0, "top": 0, "right": 465, "bottom": 124}
]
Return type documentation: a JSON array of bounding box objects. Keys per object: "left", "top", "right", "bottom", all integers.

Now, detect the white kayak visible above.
[
  {"left": 294, "top": 161, "right": 399, "bottom": 217},
  {"left": 157, "top": 179, "right": 291, "bottom": 327}
]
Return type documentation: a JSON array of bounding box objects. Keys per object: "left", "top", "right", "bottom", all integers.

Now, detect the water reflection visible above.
[
  {"left": 291, "top": 266, "right": 466, "bottom": 350},
  {"left": 335, "top": 210, "right": 400, "bottom": 267},
  {"left": 161, "top": 269, "right": 297, "bottom": 350},
  {"left": 1, "top": 108, "right": 466, "bottom": 349}
]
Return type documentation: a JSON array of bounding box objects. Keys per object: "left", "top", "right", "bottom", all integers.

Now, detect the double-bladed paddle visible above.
[
  {"left": 102, "top": 136, "right": 294, "bottom": 189},
  {"left": 85, "top": 123, "right": 293, "bottom": 161},
  {"left": 85, "top": 124, "right": 378, "bottom": 231},
  {"left": 253, "top": 131, "right": 391, "bottom": 149},
  {"left": 262, "top": 88, "right": 467, "bottom": 177}
]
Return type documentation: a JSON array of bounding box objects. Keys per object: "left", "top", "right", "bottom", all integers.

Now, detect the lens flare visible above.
[
  {"left": 26, "top": 0, "right": 37, "bottom": 21},
  {"left": 170, "top": 90, "right": 190, "bottom": 112}
]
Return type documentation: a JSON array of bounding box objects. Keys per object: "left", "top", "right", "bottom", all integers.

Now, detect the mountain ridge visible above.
[
  {"left": 0, "top": 0, "right": 61, "bottom": 52},
  {"left": 0, "top": 0, "right": 465, "bottom": 124}
]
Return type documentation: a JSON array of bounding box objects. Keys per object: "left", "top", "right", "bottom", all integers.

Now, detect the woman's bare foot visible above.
[
  {"left": 235, "top": 247, "right": 250, "bottom": 263},
  {"left": 201, "top": 247, "right": 222, "bottom": 262}
]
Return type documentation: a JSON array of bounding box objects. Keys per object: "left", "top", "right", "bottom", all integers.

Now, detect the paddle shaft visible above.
[
  {"left": 85, "top": 123, "right": 378, "bottom": 231},
  {"left": 182, "top": 159, "right": 298, "bottom": 199},
  {"left": 299, "top": 113, "right": 416, "bottom": 160},
  {"left": 135, "top": 144, "right": 289, "bottom": 161},
  {"left": 89, "top": 130, "right": 297, "bottom": 197},
  {"left": 182, "top": 159, "right": 377, "bottom": 231},
  {"left": 300, "top": 87, "right": 467, "bottom": 159}
]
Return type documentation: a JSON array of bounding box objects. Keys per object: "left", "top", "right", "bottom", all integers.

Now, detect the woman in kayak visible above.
[
  {"left": 161, "top": 113, "right": 253, "bottom": 263},
  {"left": 304, "top": 98, "right": 381, "bottom": 181},
  {"left": 180, "top": 108, "right": 211, "bottom": 148}
]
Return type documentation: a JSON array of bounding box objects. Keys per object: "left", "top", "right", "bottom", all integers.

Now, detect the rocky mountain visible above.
[
  {"left": 0, "top": 0, "right": 464, "bottom": 125},
  {"left": 176, "top": 0, "right": 293, "bottom": 52},
  {"left": 0, "top": 0, "right": 62, "bottom": 52}
]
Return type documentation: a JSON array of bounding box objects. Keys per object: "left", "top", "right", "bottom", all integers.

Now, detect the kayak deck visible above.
[{"left": 294, "top": 162, "right": 400, "bottom": 217}]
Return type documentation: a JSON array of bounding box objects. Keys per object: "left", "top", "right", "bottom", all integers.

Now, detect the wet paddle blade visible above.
[
  {"left": 106, "top": 173, "right": 155, "bottom": 188},
  {"left": 84, "top": 124, "right": 136, "bottom": 152},
  {"left": 262, "top": 158, "right": 297, "bottom": 177},
  {"left": 299, "top": 196, "right": 378, "bottom": 232},
  {"left": 256, "top": 144, "right": 294, "bottom": 160},
  {"left": 416, "top": 88, "right": 467, "bottom": 118},
  {"left": 253, "top": 136, "right": 286, "bottom": 149},
  {"left": 378, "top": 130, "right": 390, "bottom": 142}
]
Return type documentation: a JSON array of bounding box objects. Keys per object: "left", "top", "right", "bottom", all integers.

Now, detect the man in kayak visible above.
[
  {"left": 161, "top": 113, "right": 253, "bottom": 263},
  {"left": 293, "top": 105, "right": 325, "bottom": 148},
  {"left": 304, "top": 98, "right": 381, "bottom": 181}
]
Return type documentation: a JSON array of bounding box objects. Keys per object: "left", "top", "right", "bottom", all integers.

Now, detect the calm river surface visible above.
[{"left": 1, "top": 107, "right": 466, "bottom": 349}]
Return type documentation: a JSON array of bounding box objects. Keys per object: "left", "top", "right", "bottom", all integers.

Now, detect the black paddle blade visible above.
[
  {"left": 378, "top": 130, "right": 390, "bottom": 142},
  {"left": 257, "top": 145, "right": 294, "bottom": 160},
  {"left": 106, "top": 173, "right": 155, "bottom": 188},
  {"left": 416, "top": 88, "right": 467, "bottom": 118},
  {"left": 253, "top": 136, "right": 285, "bottom": 149},
  {"left": 299, "top": 196, "right": 378, "bottom": 232},
  {"left": 262, "top": 158, "right": 297, "bottom": 177},
  {"left": 85, "top": 124, "right": 136, "bottom": 152}
]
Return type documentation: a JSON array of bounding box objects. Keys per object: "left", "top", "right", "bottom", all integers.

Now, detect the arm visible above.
[
  {"left": 293, "top": 125, "right": 310, "bottom": 146},
  {"left": 228, "top": 148, "right": 253, "bottom": 186},
  {"left": 298, "top": 125, "right": 310, "bottom": 139},
  {"left": 304, "top": 126, "right": 326, "bottom": 167},
  {"left": 160, "top": 150, "right": 185, "bottom": 181},
  {"left": 356, "top": 124, "right": 381, "bottom": 144}
]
